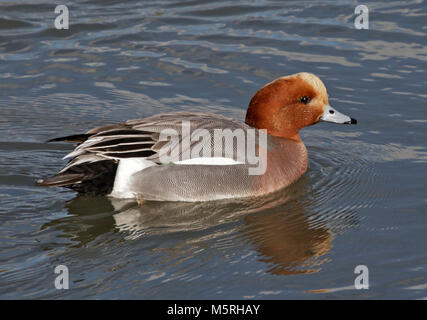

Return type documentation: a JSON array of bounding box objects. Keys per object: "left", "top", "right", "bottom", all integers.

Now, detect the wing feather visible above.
[{"left": 40, "top": 112, "right": 254, "bottom": 192}]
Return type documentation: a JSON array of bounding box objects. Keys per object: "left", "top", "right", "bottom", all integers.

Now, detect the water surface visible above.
[{"left": 1, "top": 0, "right": 427, "bottom": 299}]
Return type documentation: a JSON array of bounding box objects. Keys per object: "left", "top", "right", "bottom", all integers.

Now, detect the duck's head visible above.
[{"left": 245, "top": 72, "right": 357, "bottom": 142}]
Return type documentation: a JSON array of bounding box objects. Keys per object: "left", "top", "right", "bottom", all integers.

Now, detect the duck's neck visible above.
[{"left": 259, "top": 135, "right": 308, "bottom": 193}]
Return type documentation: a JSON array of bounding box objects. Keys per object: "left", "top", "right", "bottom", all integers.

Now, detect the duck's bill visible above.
[{"left": 320, "top": 105, "right": 357, "bottom": 125}]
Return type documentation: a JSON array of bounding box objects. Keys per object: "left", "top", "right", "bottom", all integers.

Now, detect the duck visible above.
[{"left": 37, "top": 72, "right": 356, "bottom": 202}]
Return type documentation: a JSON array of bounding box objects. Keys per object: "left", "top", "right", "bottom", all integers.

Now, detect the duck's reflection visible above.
[
  {"left": 42, "top": 178, "right": 357, "bottom": 275},
  {"left": 241, "top": 203, "right": 332, "bottom": 275}
]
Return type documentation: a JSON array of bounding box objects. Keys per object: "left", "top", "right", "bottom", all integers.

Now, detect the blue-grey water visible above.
[{"left": 0, "top": 0, "right": 426, "bottom": 299}]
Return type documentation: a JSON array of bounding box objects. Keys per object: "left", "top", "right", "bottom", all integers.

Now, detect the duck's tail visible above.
[
  {"left": 36, "top": 173, "right": 86, "bottom": 187},
  {"left": 37, "top": 132, "right": 119, "bottom": 195},
  {"left": 36, "top": 160, "right": 118, "bottom": 195}
]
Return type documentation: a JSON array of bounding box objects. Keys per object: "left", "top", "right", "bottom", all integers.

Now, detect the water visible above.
[{"left": 0, "top": 0, "right": 426, "bottom": 299}]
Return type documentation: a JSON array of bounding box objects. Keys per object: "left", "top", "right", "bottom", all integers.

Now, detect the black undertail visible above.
[
  {"left": 38, "top": 126, "right": 158, "bottom": 195},
  {"left": 37, "top": 160, "right": 118, "bottom": 196}
]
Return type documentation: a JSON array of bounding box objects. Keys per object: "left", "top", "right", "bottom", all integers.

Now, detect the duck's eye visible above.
[{"left": 299, "top": 96, "right": 311, "bottom": 104}]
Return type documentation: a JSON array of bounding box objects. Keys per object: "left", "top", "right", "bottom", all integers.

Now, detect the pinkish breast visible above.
[{"left": 255, "top": 136, "right": 308, "bottom": 195}]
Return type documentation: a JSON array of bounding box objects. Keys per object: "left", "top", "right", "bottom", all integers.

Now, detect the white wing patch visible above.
[{"left": 173, "top": 157, "right": 244, "bottom": 165}]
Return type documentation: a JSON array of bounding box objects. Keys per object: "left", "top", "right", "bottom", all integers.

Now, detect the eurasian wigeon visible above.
[{"left": 37, "top": 72, "right": 356, "bottom": 201}]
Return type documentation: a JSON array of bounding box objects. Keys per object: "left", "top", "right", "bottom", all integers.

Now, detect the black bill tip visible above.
[{"left": 345, "top": 118, "right": 357, "bottom": 125}]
